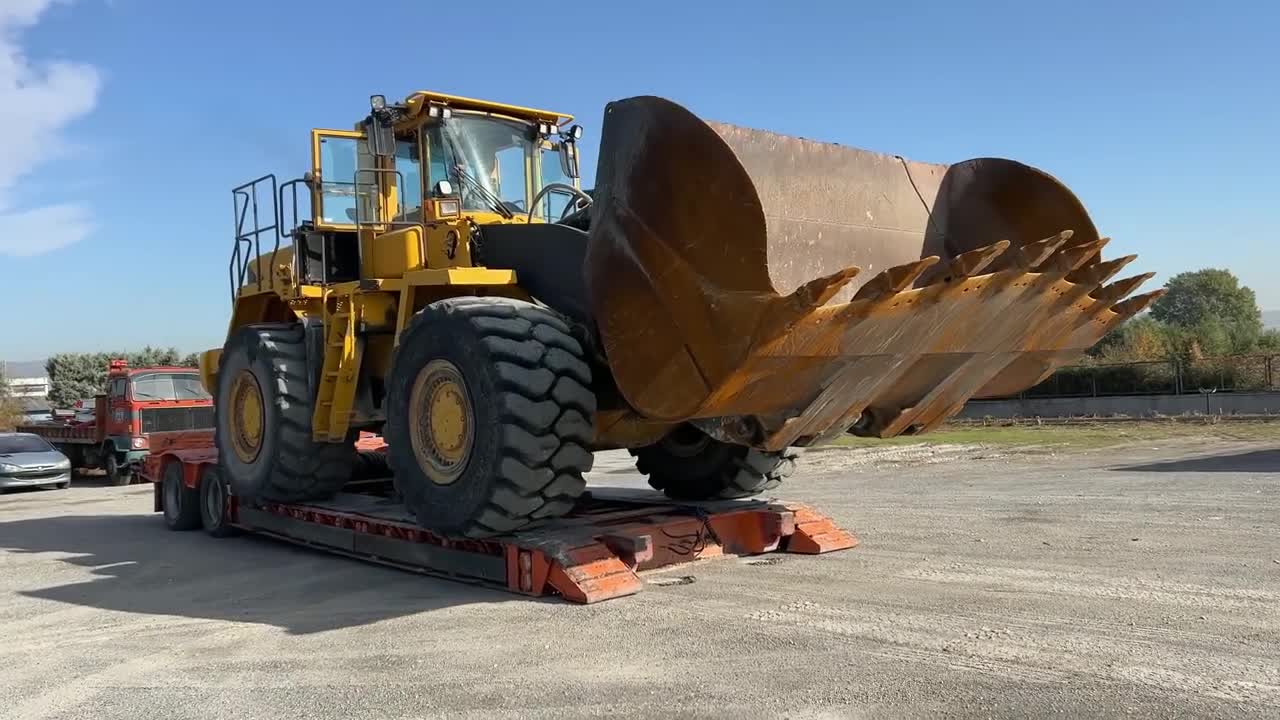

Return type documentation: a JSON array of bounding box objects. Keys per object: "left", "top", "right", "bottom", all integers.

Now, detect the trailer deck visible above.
[{"left": 143, "top": 441, "right": 857, "bottom": 604}]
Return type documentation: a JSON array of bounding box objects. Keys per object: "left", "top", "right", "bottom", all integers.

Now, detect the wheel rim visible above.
[
  {"left": 408, "top": 359, "right": 475, "bottom": 485},
  {"left": 204, "top": 473, "right": 223, "bottom": 526},
  {"left": 661, "top": 424, "right": 712, "bottom": 458},
  {"left": 229, "top": 370, "right": 265, "bottom": 463}
]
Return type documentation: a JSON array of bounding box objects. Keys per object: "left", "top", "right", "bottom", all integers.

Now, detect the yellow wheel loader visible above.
[{"left": 205, "top": 90, "right": 1159, "bottom": 538}]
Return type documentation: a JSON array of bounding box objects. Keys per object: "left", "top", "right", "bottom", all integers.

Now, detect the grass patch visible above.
[{"left": 828, "top": 419, "right": 1280, "bottom": 450}]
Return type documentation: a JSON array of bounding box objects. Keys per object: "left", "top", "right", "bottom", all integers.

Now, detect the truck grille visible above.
[{"left": 141, "top": 406, "right": 215, "bottom": 434}]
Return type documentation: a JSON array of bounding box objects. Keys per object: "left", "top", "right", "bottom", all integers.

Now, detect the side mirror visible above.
[
  {"left": 558, "top": 141, "right": 580, "bottom": 180},
  {"left": 433, "top": 180, "right": 454, "bottom": 197}
]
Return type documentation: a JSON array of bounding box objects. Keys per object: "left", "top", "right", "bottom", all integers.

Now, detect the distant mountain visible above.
[
  {"left": 1265, "top": 311, "right": 1280, "bottom": 330},
  {"left": 2, "top": 359, "right": 47, "bottom": 378}
]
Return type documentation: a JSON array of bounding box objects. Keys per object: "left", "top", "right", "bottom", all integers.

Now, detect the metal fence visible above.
[{"left": 1009, "top": 355, "right": 1280, "bottom": 399}]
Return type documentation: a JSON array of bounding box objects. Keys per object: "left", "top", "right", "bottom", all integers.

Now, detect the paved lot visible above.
[{"left": 0, "top": 439, "right": 1277, "bottom": 718}]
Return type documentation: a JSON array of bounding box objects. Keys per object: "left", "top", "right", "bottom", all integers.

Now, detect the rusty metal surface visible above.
[{"left": 585, "top": 96, "right": 1156, "bottom": 447}]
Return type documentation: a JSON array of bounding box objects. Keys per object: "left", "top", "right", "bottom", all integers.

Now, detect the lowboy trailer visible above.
[{"left": 141, "top": 433, "right": 856, "bottom": 604}]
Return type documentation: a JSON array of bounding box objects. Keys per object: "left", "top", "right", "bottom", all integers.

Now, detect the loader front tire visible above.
[
  {"left": 632, "top": 425, "right": 798, "bottom": 500},
  {"left": 385, "top": 298, "right": 596, "bottom": 538},
  {"left": 215, "top": 324, "right": 355, "bottom": 503}
]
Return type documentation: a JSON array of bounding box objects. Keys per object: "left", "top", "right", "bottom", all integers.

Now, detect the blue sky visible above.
[{"left": 2, "top": 0, "right": 1276, "bottom": 359}]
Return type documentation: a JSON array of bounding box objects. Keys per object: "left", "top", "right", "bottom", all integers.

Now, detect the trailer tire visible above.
[
  {"left": 385, "top": 297, "right": 596, "bottom": 538},
  {"left": 632, "top": 425, "right": 798, "bottom": 500},
  {"left": 199, "top": 465, "right": 238, "bottom": 537},
  {"left": 162, "top": 461, "right": 201, "bottom": 531},
  {"left": 215, "top": 324, "right": 356, "bottom": 503},
  {"left": 105, "top": 451, "right": 131, "bottom": 487}
]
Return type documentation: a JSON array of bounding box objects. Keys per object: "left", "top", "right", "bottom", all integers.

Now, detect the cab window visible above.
[
  {"left": 316, "top": 135, "right": 378, "bottom": 225},
  {"left": 394, "top": 137, "right": 422, "bottom": 221},
  {"left": 130, "top": 373, "right": 212, "bottom": 401},
  {"left": 540, "top": 145, "right": 574, "bottom": 221}
]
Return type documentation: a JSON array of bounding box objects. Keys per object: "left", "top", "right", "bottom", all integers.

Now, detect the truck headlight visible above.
[{"left": 131, "top": 437, "right": 149, "bottom": 449}]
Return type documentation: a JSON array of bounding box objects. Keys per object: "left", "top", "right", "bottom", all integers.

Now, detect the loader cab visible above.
[{"left": 228, "top": 91, "right": 584, "bottom": 306}]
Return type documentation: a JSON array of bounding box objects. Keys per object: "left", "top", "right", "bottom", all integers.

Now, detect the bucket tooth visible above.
[
  {"left": 1067, "top": 254, "right": 1137, "bottom": 287},
  {"left": 1040, "top": 237, "right": 1110, "bottom": 273},
  {"left": 787, "top": 267, "right": 862, "bottom": 310},
  {"left": 1015, "top": 230, "right": 1073, "bottom": 269},
  {"left": 1092, "top": 272, "right": 1156, "bottom": 305},
  {"left": 940, "top": 240, "right": 1011, "bottom": 281},
  {"left": 1110, "top": 289, "right": 1166, "bottom": 321},
  {"left": 852, "top": 257, "right": 940, "bottom": 301},
  {"left": 758, "top": 267, "right": 862, "bottom": 341}
]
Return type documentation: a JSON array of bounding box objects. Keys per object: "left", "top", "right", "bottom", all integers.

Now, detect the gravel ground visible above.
[{"left": 0, "top": 439, "right": 1277, "bottom": 718}]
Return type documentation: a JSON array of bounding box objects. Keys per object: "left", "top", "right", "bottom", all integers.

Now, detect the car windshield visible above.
[
  {"left": 0, "top": 435, "right": 53, "bottom": 454},
  {"left": 428, "top": 115, "right": 534, "bottom": 215},
  {"left": 130, "top": 373, "right": 212, "bottom": 401}
]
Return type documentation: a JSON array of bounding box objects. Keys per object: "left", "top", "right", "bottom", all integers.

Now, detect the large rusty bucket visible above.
[{"left": 585, "top": 96, "right": 1160, "bottom": 448}]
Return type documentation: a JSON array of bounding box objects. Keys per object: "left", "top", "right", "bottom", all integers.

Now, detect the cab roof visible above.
[
  {"left": 119, "top": 366, "right": 200, "bottom": 377},
  {"left": 402, "top": 91, "right": 573, "bottom": 124}
]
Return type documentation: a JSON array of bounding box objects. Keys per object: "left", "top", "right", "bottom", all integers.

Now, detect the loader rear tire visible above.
[
  {"left": 214, "top": 324, "right": 355, "bottom": 503},
  {"left": 632, "top": 425, "right": 798, "bottom": 500},
  {"left": 385, "top": 297, "right": 596, "bottom": 538}
]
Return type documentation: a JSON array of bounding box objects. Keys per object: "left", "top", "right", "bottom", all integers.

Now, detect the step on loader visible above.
[{"left": 206, "top": 91, "right": 1157, "bottom": 538}]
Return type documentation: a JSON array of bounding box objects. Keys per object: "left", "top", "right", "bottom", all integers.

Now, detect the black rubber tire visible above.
[
  {"left": 54, "top": 481, "right": 70, "bottom": 490},
  {"left": 385, "top": 297, "right": 596, "bottom": 538},
  {"left": 199, "top": 465, "right": 239, "bottom": 538},
  {"left": 215, "top": 324, "right": 356, "bottom": 503},
  {"left": 352, "top": 449, "right": 392, "bottom": 481},
  {"left": 632, "top": 425, "right": 799, "bottom": 500},
  {"left": 104, "top": 451, "right": 131, "bottom": 487},
  {"left": 162, "top": 461, "right": 201, "bottom": 531}
]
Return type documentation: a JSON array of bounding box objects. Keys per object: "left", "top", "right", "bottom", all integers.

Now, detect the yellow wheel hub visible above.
[
  {"left": 229, "top": 370, "right": 265, "bottom": 463},
  {"left": 408, "top": 359, "right": 475, "bottom": 484}
]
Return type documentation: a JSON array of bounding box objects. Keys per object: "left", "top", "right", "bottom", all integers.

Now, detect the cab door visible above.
[
  {"left": 105, "top": 376, "right": 130, "bottom": 440},
  {"left": 310, "top": 129, "right": 382, "bottom": 229}
]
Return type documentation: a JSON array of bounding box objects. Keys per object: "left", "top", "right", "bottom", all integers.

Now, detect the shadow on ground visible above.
[
  {"left": 1113, "top": 448, "right": 1280, "bottom": 474},
  {"left": 0, "top": 511, "right": 527, "bottom": 634}
]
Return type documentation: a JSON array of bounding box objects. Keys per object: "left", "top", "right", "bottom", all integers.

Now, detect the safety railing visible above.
[{"left": 229, "top": 174, "right": 279, "bottom": 303}]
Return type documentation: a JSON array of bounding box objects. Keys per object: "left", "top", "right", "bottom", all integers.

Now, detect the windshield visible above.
[
  {"left": 428, "top": 115, "right": 534, "bottom": 215},
  {"left": 0, "top": 435, "right": 53, "bottom": 454},
  {"left": 130, "top": 372, "right": 212, "bottom": 402}
]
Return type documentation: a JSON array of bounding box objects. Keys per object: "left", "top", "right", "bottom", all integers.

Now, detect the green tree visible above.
[
  {"left": 1149, "top": 269, "right": 1262, "bottom": 347},
  {"left": 46, "top": 347, "right": 193, "bottom": 408},
  {"left": 0, "top": 366, "right": 21, "bottom": 430}
]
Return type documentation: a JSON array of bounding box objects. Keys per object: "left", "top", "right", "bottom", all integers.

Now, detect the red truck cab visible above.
[{"left": 20, "top": 360, "right": 214, "bottom": 485}]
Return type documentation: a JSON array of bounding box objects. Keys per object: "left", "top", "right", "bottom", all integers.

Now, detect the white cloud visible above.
[
  {"left": 0, "top": 202, "right": 90, "bottom": 255},
  {"left": 0, "top": 0, "right": 100, "bottom": 257}
]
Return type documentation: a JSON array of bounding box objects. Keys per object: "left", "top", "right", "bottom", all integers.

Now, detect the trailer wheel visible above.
[
  {"left": 215, "top": 324, "right": 356, "bottom": 503},
  {"left": 199, "top": 465, "right": 239, "bottom": 538},
  {"left": 385, "top": 297, "right": 596, "bottom": 538},
  {"left": 105, "top": 451, "right": 131, "bottom": 487},
  {"left": 632, "top": 425, "right": 798, "bottom": 500},
  {"left": 162, "top": 461, "right": 201, "bottom": 531}
]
